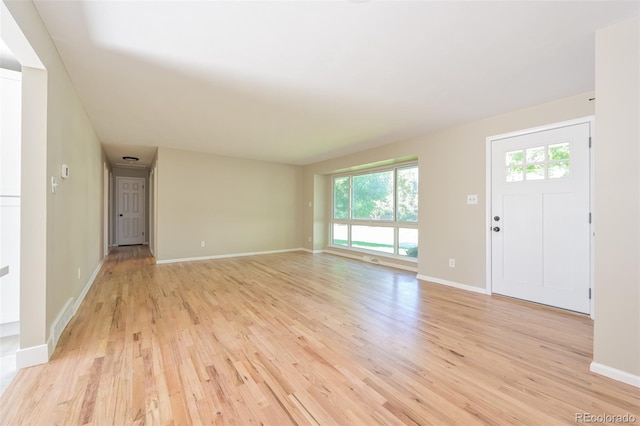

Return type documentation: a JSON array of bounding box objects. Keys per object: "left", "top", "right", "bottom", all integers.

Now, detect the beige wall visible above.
[
  {"left": 304, "top": 92, "right": 595, "bottom": 286},
  {"left": 156, "top": 147, "right": 302, "bottom": 261},
  {"left": 593, "top": 17, "right": 640, "bottom": 381},
  {"left": 4, "top": 0, "right": 106, "bottom": 355}
]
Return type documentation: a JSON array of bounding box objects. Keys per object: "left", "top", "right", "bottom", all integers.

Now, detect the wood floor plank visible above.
[{"left": 1, "top": 246, "right": 638, "bottom": 425}]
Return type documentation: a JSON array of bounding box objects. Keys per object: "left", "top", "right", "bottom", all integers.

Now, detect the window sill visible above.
[{"left": 327, "top": 245, "right": 418, "bottom": 264}]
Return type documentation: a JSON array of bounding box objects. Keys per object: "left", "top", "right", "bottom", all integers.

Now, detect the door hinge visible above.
[
  {"left": 589, "top": 212, "right": 592, "bottom": 224},
  {"left": 589, "top": 137, "right": 592, "bottom": 148},
  {"left": 589, "top": 288, "right": 592, "bottom": 299}
]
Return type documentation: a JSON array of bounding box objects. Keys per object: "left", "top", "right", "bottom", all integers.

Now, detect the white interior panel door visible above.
[
  {"left": 117, "top": 177, "right": 145, "bottom": 246},
  {"left": 491, "top": 122, "right": 590, "bottom": 313}
]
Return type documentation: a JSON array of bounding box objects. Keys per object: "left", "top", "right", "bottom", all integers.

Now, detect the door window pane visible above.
[
  {"left": 526, "top": 164, "right": 545, "bottom": 180},
  {"left": 352, "top": 170, "right": 394, "bottom": 220},
  {"left": 548, "top": 143, "right": 571, "bottom": 179},
  {"left": 526, "top": 146, "right": 545, "bottom": 163},
  {"left": 506, "top": 150, "right": 524, "bottom": 166},
  {"left": 549, "top": 142, "right": 570, "bottom": 160},
  {"left": 549, "top": 161, "right": 570, "bottom": 179},
  {"left": 397, "top": 166, "right": 418, "bottom": 222},
  {"left": 506, "top": 166, "right": 524, "bottom": 182},
  {"left": 351, "top": 226, "right": 394, "bottom": 253}
]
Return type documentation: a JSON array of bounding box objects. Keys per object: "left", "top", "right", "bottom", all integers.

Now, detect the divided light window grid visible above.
[{"left": 332, "top": 164, "right": 418, "bottom": 258}]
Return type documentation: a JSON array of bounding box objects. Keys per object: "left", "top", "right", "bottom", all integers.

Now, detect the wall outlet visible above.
[
  {"left": 200, "top": 241, "right": 205, "bottom": 247},
  {"left": 308, "top": 236, "right": 312, "bottom": 242},
  {"left": 467, "top": 194, "right": 478, "bottom": 205},
  {"left": 449, "top": 258, "right": 456, "bottom": 268}
]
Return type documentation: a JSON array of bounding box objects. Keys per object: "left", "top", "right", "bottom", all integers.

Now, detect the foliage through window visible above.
[
  {"left": 331, "top": 164, "right": 418, "bottom": 258},
  {"left": 505, "top": 141, "right": 571, "bottom": 182}
]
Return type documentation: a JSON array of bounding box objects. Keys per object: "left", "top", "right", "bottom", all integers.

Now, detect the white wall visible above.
[{"left": 592, "top": 16, "right": 640, "bottom": 386}]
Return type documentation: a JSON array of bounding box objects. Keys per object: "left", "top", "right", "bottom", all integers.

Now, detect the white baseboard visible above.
[
  {"left": 16, "top": 344, "right": 48, "bottom": 369},
  {"left": 156, "top": 248, "right": 302, "bottom": 264},
  {"left": 416, "top": 275, "right": 489, "bottom": 295},
  {"left": 590, "top": 362, "right": 640, "bottom": 388},
  {"left": 47, "top": 259, "right": 105, "bottom": 359},
  {"left": 74, "top": 259, "right": 104, "bottom": 314},
  {"left": 300, "top": 248, "right": 324, "bottom": 254},
  {"left": 49, "top": 297, "right": 74, "bottom": 356}
]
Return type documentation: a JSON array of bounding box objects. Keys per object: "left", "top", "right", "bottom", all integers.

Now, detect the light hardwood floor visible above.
[{"left": 1, "top": 247, "right": 638, "bottom": 425}]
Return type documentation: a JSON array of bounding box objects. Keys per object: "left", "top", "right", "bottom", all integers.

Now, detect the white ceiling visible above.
[{"left": 33, "top": 1, "right": 638, "bottom": 167}]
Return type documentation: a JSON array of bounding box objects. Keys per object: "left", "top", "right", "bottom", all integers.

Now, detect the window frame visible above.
[{"left": 330, "top": 162, "right": 418, "bottom": 260}]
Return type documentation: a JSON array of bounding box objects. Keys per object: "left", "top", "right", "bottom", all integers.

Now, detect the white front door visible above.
[
  {"left": 491, "top": 121, "right": 591, "bottom": 313},
  {"left": 116, "top": 177, "right": 145, "bottom": 246}
]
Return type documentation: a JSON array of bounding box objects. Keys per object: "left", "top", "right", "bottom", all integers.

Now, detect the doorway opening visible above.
[{"left": 0, "top": 57, "right": 21, "bottom": 395}]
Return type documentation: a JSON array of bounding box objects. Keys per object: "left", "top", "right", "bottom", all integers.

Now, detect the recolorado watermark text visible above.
[{"left": 576, "top": 413, "right": 637, "bottom": 424}]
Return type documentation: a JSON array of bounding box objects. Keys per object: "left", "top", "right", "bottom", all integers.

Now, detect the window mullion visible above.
[
  {"left": 393, "top": 167, "right": 398, "bottom": 254},
  {"left": 393, "top": 167, "right": 398, "bottom": 223},
  {"left": 349, "top": 176, "right": 353, "bottom": 221}
]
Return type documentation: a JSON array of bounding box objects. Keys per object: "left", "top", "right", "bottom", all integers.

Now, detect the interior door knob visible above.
[
  {"left": 119, "top": 214, "right": 123, "bottom": 217},
  {"left": 493, "top": 226, "right": 500, "bottom": 232},
  {"left": 494, "top": 216, "right": 500, "bottom": 221}
]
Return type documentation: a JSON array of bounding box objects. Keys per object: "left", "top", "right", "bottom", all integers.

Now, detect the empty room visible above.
[{"left": 0, "top": 0, "right": 639, "bottom": 424}]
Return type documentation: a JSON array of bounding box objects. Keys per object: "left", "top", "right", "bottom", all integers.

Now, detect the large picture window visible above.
[{"left": 331, "top": 164, "right": 418, "bottom": 258}]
